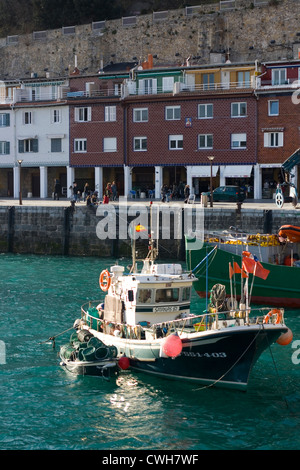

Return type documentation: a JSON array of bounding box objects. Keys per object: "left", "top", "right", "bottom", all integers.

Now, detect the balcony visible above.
[
  {"left": 9, "top": 77, "right": 256, "bottom": 104},
  {"left": 172, "top": 80, "right": 254, "bottom": 94},
  {"left": 66, "top": 89, "right": 121, "bottom": 99},
  {"left": 13, "top": 85, "right": 70, "bottom": 103},
  {"left": 256, "top": 77, "right": 300, "bottom": 90}
]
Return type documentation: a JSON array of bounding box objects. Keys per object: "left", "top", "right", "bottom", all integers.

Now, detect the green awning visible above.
[
  {"left": 136, "top": 71, "right": 182, "bottom": 78},
  {"left": 98, "top": 74, "right": 129, "bottom": 80},
  {"left": 282, "top": 148, "right": 300, "bottom": 174}
]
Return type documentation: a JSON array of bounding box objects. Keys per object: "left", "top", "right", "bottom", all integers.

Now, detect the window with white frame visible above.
[
  {"left": 0, "top": 141, "right": 10, "bottom": 154},
  {"left": 169, "top": 134, "right": 183, "bottom": 150},
  {"left": 52, "top": 109, "right": 61, "bottom": 123},
  {"left": 165, "top": 106, "right": 181, "bottom": 120},
  {"left": 231, "top": 133, "right": 247, "bottom": 149},
  {"left": 114, "top": 83, "right": 121, "bottom": 96},
  {"left": 51, "top": 85, "right": 57, "bottom": 100},
  {"left": 139, "top": 78, "right": 157, "bottom": 95},
  {"left": 203, "top": 73, "right": 214, "bottom": 90},
  {"left": 18, "top": 138, "right": 38, "bottom": 153},
  {"left": 23, "top": 111, "right": 32, "bottom": 125},
  {"left": 272, "top": 68, "right": 286, "bottom": 86},
  {"left": 74, "top": 138, "right": 87, "bottom": 152},
  {"left": 231, "top": 102, "right": 247, "bottom": 117},
  {"left": 237, "top": 71, "right": 251, "bottom": 87},
  {"left": 198, "top": 103, "right": 213, "bottom": 119},
  {"left": 31, "top": 87, "right": 40, "bottom": 101},
  {"left": 162, "top": 76, "right": 174, "bottom": 92},
  {"left": 105, "top": 106, "right": 116, "bottom": 122},
  {"left": 103, "top": 137, "right": 117, "bottom": 152},
  {"left": 264, "top": 131, "right": 283, "bottom": 147},
  {"left": 75, "top": 107, "right": 91, "bottom": 122},
  {"left": 0, "top": 113, "right": 10, "bottom": 127},
  {"left": 133, "top": 108, "right": 148, "bottom": 122},
  {"left": 134, "top": 136, "right": 147, "bottom": 151},
  {"left": 51, "top": 138, "right": 62, "bottom": 152},
  {"left": 268, "top": 100, "right": 279, "bottom": 116},
  {"left": 198, "top": 134, "right": 213, "bottom": 149}
]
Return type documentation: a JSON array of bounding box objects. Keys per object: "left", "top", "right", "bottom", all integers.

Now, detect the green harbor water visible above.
[{"left": 0, "top": 253, "right": 299, "bottom": 450}]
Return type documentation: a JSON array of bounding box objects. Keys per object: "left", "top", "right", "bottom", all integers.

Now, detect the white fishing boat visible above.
[{"left": 60, "top": 204, "right": 292, "bottom": 390}]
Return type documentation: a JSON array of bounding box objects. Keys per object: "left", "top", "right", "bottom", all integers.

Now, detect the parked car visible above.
[{"left": 202, "top": 185, "right": 245, "bottom": 202}]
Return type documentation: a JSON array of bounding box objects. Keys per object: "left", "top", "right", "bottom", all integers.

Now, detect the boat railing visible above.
[{"left": 81, "top": 301, "right": 285, "bottom": 341}]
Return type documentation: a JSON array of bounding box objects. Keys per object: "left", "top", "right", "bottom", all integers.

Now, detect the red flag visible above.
[
  {"left": 242, "top": 256, "right": 270, "bottom": 280},
  {"left": 233, "top": 261, "right": 241, "bottom": 273},
  {"left": 233, "top": 261, "right": 248, "bottom": 278},
  {"left": 242, "top": 256, "right": 256, "bottom": 273},
  {"left": 255, "top": 261, "right": 270, "bottom": 280},
  {"left": 241, "top": 269, "right": 248, "bottom": 279},
  {"left": 229, "top": 263, "right": 234, "bottom": 279}
]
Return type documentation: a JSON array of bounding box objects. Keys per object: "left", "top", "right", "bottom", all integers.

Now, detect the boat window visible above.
[
  {"left": 128, "top": 290, "right": 134, "bottom": 302},
  {"left": 137, "top": 288, "right": 152, "bottom": 303},
  {"left": 155, "top": 288, "right": 179, "bottom": 303},
  {"left": 182, "top": 287, "right": 191, "bottom": 301}
]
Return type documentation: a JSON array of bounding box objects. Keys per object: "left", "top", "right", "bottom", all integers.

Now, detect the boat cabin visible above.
[{"left": 102, "top": 263, "right": 194, "bottom": 327}]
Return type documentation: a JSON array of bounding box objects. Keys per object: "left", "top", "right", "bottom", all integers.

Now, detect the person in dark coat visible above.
[
  {"left": 184, "top": 184, "right": 190, "bottom": 203},
  {"left": 54, "top": 179, "right": 61, "bottom": 200}
]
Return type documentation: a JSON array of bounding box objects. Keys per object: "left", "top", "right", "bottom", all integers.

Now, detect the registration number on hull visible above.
[
  {"left": 181, "top": 351, "right": 227, "bottom": 358},
  {"left": 153, "top": 306, "right": 180, "bottom": 312}
]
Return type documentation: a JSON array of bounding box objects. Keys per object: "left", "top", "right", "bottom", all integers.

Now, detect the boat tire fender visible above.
[{"left": 99, "top": 269, "right": 111, "bottom": 292}]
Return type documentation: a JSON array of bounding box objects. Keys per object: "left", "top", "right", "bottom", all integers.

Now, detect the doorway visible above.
[{"left": 32, "top": 174, "right": 40, "bottom": 197}]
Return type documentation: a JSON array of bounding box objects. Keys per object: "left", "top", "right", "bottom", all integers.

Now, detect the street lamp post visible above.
[
  {"left": 207, "top": 156, "right": 215, "bottom": 208},
  {"left": 17, "top": 159, "right": 23, "bottom": 205}
]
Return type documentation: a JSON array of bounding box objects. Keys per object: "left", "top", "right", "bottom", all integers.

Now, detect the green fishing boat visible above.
[{"left": 186, "top": 229, "right": 300, "bottom": 308}]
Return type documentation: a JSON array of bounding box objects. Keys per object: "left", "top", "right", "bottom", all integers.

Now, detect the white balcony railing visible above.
[
  {"left": 172, "top": 80, "right": 253, "bottom": 93},
  {"left": 11, "top": 75, "right": 300, "bottom": 104},
  {"left": 256, "top": 78, "right": 300, "bottom": 89}
]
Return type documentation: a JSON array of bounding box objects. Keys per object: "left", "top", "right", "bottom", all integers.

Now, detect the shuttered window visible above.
[
  {"left": 103, "top": 137, "right": 117, "bottom": 152},
  {"left": 264, "top": 132, "right": 283, "bottom": 147}
]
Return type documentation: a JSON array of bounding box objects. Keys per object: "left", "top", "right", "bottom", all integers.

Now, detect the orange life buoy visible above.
[
  {"left": 275, "top": 309, "right": 283, "bottom": 324},
  {"left": 99, "top": 269, "right": 111, "bottom": 291},
  {"left": 263, "top": 308, "right": 282, "bottom": 324}
]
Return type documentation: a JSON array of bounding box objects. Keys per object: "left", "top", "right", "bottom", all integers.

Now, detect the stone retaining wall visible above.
[
  {"left": 0, "top": 204, "right": 298, "bottom": 259},
  {"left": 1, "top": 0, "right": 300, "bottom": 79}
]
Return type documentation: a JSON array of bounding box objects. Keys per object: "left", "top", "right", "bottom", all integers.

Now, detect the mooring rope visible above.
[
  {"left": 39, "top": 325, "right": 74, "bottom": 348},
  {"left": 193, "top": 326, "right": 264, "bottom": 392}
]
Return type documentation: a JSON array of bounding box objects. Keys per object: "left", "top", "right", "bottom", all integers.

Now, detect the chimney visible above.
[{"left": 148, "top": 54, "right": 153, "bottom": 69}]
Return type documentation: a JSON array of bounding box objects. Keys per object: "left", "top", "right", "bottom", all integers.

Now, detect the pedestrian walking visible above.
[{"left": 184, "top": 184, "right": 190, "bottom": 203}]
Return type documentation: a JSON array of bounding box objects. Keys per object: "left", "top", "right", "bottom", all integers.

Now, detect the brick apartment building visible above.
[
  {"left": 255, "top": 60, "right": 300, "bottom": 198},
  {"left": 1, "top": 56, "right": 300, "bottom": 201},
  {"left": 68, "top": 58, "right": 259, "bottom": 199}
]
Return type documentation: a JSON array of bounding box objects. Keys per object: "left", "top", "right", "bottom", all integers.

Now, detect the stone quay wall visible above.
[
  {"left": 0, "top": 204, "right": 298, "bottom": 260},
  {"left": 1, "top": 0, "right": 300, "bottom": 79}
]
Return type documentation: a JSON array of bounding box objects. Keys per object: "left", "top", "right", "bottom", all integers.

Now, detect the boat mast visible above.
[{"left": 148, "top": 201, "right": 158, "bottom": 263}]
